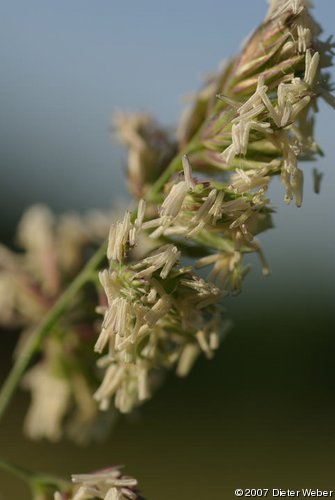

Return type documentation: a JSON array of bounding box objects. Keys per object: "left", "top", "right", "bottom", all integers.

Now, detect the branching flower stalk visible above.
[
  {"left": 92, "top": 0, "right": 335, "bottom": 414},
  {"left": 0, "top": 0, "right": 334, "bottom": 432},
  {"left": 0, "top": 0, "right": 334, "bottom": 498}
]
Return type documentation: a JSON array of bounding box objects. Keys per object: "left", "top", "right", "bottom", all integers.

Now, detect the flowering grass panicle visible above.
[
  {"left": 69, "top": 467, "right": 142, "bottom": 500},
  {"left": 52, "top": 466, "right": 142, "bottom": 500},
  {"left": 101, "top": 0, "right": 334, "bottom": 415},
  {"left": 94, "top": 215, "right": 225, "bottom": 412},
  {"left": 0, "top": 4, "right": 334, "bottom": 498}
]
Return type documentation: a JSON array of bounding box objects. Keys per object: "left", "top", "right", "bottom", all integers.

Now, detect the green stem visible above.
[
  {"left": 0, "top": 457, "right": 69, "bottom": 492},
  {"left": 0, "top": 242, "right": 107, "bottom": 421},
  {"left": 0, "top": 458, "right": 33, "bottom": 484}
]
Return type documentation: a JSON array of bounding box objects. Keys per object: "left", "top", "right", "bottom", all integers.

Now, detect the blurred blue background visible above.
[{"left": 0, "top": 1, "right": 335, "bottom": 499}]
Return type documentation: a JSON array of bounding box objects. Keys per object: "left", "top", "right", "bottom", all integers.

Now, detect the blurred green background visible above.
[{"left": 1, "top": 0, "right": 335, "bottom": 498}]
